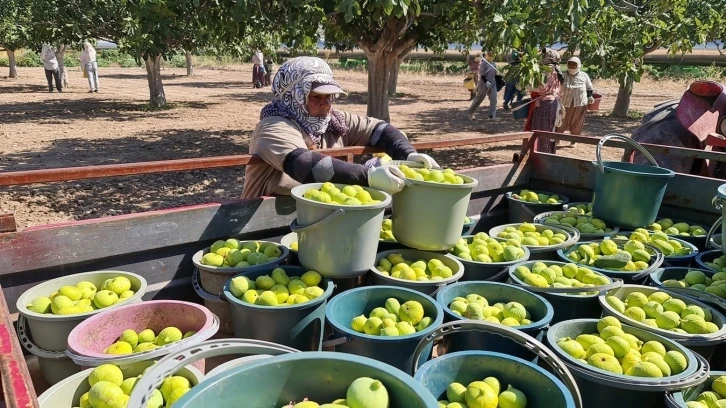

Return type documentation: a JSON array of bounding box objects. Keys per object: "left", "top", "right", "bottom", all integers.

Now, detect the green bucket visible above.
[
  {"left": 546, "top": 319, "right": 709, "bottom": 408},
  {"left": 489, "top": 223, "right": 580, "bottom": 261},
  {"left": 450, "top": 236, "right": 531, "bottom": 282},
  {"left": 290, "top": 183, "right": 391, "bottom": 277},
  {"left": 324, "top": 285, "right": 444, "bottom": 373},
  {"left": 591, "top": 135, "right": 675, "bottom": 229},
  {"left": 368, "top": 249, "right": 465, "bottom": 295},
  {"left": 435, "top": 281, "right": 554, "bottom": 361},
  {"left": 664, "top": 370, "right": 726, "bottom": 407},
  {"left": 128, "top": 339, "right": 440, "bottom": 408},
  {"left": 222, "top": 266, "right": 334, "bottom": 351}
]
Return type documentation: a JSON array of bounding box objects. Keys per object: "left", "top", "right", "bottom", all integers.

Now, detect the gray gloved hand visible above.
[
  {"left": 368, "top": 165, "right": 407, "bottom": 195},
  {"left": 407, "top": 152, "right": 439, "bottom": 169}
]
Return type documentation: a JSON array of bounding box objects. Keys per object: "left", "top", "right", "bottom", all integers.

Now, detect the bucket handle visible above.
[
  {"left": 321, "top": 334, "right": 352, "bottom": 348},
  {"left": 411, "top": 321, "right": 584, "bottom": 408},
  {"left": 192, "top": 267, "right": 226, "bottom": 300},
  {"left": 705, "top": 215, "right": 723, "bottom": 251},
  {"left": 290, "top": 208, "right": 346, "bottom": 233},
  {"left": 596, "top": 134, "right": 659, "bottom": 173},
  {"left": 16, "top": 314, "right": 68, "bottom": 359},
  {"left": 128, "top": 339, "right": 299, "bottom": 408}
]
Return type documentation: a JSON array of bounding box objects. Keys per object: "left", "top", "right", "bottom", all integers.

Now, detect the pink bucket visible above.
[{"left": 66, "top": 300, "right": 218, "bottom": 373}]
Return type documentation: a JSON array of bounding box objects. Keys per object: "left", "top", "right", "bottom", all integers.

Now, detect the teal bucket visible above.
[
  {"left": 222, "top": 266, "right": 334, "bottom": 351},
  {"left": 591, "top": 135, "right": 675, "bottom": 229},
  {"left": 546, "top": 319, "right": 709, "bottom": 408},
  {"left": 324, "top": 285, "right": 444, "bottom": 373},
  {"left": 649, "top": 267, "right": 726, "bottom": 312},
  {"left": 129, "top": 339, "right": 440, "bottom": 408},
  {"left": 435, "top": 281, "right": 554, "bottom": 361},
  {"left": 665, "top": 370, "right": 726, "bottom": 407}
]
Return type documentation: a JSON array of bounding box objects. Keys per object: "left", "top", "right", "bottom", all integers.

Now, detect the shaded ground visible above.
[{"left": 0, "top": 65, "right": 690, "bottom": 229}]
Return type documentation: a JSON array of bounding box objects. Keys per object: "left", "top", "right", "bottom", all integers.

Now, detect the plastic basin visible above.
[
  {"left": 222, "top": 266, "right": 334, "bottom": 351},
  {"left": 506, "top": 190, "right": 571, "bottom": 224},
  {"left": 695, "top": 249, "right": 725, "bottom": 272},
  {"left": 615, "top": 231, "right": 699, "bottom": 267},
  {"left": 546, "top": 319, "right": 708, "bottom": 408},
  {"left": 415, "top": 351, "right": 576, "bottom": 407},
  {"left": 533, "top": 210, "right": 620, "bottom": 240},
  {"left": 490, "top": 223, "right": 580, "bottom": 261},
  {"left": 368, "top": 249, "right": 465, "bottom": 295},
  {"left": 192, "top": 267, "right": 233, "bottom": 335},
  {"left": 450, "top": 236, "right": 531, "bottom": 282},
  {"left": 649, "top": 267, "right": 726, "bottom": 312},
  {"left": 324, "top": 285, "right": 444, "bottom": 373},
  {"left": 280, "top": 232, "right": 299, "bottom": 266},
  {"left": 291, "top": 182, "right": 391, "bottom": 277},
  {"left": 557, "top": 239, "right": 664, "bottom": 284},
  {"left": 435, "top": 281, "right": 554, "bottom": 361},
  {"left": 665, "top": 370, "right": 726, "bottom": 407}
]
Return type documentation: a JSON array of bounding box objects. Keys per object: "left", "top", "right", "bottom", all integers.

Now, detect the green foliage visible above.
[
  {"left": 15, "top": 50, "right": 39, "bottom": 67},
  {"left": 0, "top": 0, "right": 33, "bottom": 51}
]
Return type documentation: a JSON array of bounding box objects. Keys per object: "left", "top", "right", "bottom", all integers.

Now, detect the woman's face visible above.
[
  {"left": 567, "top": 61, "right": 578, "bottom": 70},
  {"left": 307, "top": 93, "right": 332, "bottom": 117}
]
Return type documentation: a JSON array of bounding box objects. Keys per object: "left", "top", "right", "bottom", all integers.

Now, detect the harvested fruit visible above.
[
  {"left": 201, "top": 239, "right": 282, "bottom": 267},
  {"left": 26, "top": 277, "right": 135, "bottom": 316},
  {"left": 375, "top": 253, "right": 455, "bottom": 282},
  {"left": 83, "top": 363, "right": 192, "bottom": 408},
  {"left": 398, "top": 165, "right": 466, "bottom": 185},
  {"left": 303, "top": 182, "right": 382, "bottom": 206},
  {"left": 510, "top": 189, "right": 565, "bottom": 204},
  {"left": 382, "top": 216, "right": 471, "bottom": 242},
  {"left": 449, "top": 232, "right": 525, "bottom": 263},
  {"left": 646, "top": 218, "right": 707, "bottom": 237},
  {"left": 448, "top": 295, "right": 533, "bottom": 327},
  {"left": 565, "top": 240, "right": 654, "bottom": 272},
  {"left": 104, "top": 326, "right": 191, "bottom": 355},
  {"left": 702, "top": 254, "right": 726, "bottom": 274},
  {"left": 556, "top": 317, "right": 688, "bottom": 377},
  {"left": 612, "top": 229, "right": 694, "bottom": 257},
  {"left": 540, "top": 209, "right": 613, "bottom": 235},
  {"left": 436, "top": 376, "right": 528, "bottom": 408},
  {"left": 566, "top": 202, "right": 593, "bottom": 215},
  {"left": 661, "top": 269, "right": 726, "bottom": 299},
  {"left": 289, "top": 242, "right": 298, "bottom": 251},
  {"left": 282, "top": 376, "right": 389, "bottom": 408},
  {"left": 606, "top": 290, "right": 721, "bottom": 335},
  {"left": 350, "top": 298, "right": 432, "bottom": 336},
  {"left": 228, "top": 269, "right": 325, "bottom": 307},
  {"left": 688, "top": 375, "right": 726, "bottom": 406},
  {"left": 495, "top": 223, "right": 569, "bottom": 247},
  {"left": 512, "top": 262, "right": 610, "bottom": 295}
]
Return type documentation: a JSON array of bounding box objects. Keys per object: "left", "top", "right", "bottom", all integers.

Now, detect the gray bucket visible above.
[
  {"left": 506, "top": 191, "right": 571, "bottom": 223},
  {"left": 452, "top": 236, "right": 532, "bottom": 282},
  {"left": 280, "top": 232, "right": 300, "bottom": 266},
  {"left": 192, "top": 267, "right": 234, "bottom": 335},
  {"left": 649, "top": 267, "right": 726, "bottom": 312},
  {"left": 614, "top": 231, "right": 699, "bottom": 267},
  {"left": 489, "top": 223, "right": 580, "bottom": 261},
  {"left": 290, "top": 183, "right": 391, "bottom": 277},
  {"left": 533, "top": 210, "right": 620, "bottom": 240},
  {"left": 368, "top": 249, "right": 465, "bottom": 295},
  {"left": 664, "top": 370, "right": 726, "bottom": 407}
]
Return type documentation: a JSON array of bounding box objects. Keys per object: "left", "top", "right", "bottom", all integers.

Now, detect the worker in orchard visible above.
[{"left": 242, "top": 57, "right": 438, "bottom": 199}]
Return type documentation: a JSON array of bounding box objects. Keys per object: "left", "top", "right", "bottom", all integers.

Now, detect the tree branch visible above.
[{"left": 643, "top": 39, "right": 663, "bottom": 55}]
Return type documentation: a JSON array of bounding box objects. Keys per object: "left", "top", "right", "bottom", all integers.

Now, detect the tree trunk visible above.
[
  {"left": 611, "top": 77, "right": 634, "bottom": 117},
  {"left": 144, "top": 54, "right": 166, "bottom": 107},
  {"left": 7, "top": 50, "right": 17, "bottom": 78},
  {"left": 388, "top": 57, "right": 403, "bottom": 96},
  {"left": 185, "top": 50, "right": 194, "bottom": 76},
  {"left": 55, "top": 44, "right": 69, "bottom": 88},
  {"left": 365, "top": 53, "right": 398, "bottom": 121}
]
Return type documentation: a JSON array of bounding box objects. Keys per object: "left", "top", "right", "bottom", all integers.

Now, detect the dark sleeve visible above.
[
  {"left": 369, "top": 122, "right": 415, "bottom": 160},
  {"left": 282, "top": 148, "right": 369, "bottom": 185},
  {"left": 586, "top": 89, "right": 593, "bottom": 98}
]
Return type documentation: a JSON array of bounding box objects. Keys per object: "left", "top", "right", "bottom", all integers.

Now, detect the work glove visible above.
[
  {"left": 485, "top": 81, "right": 493, "bottom": 90},
  {"left": 368, "top": 165, "right": 407, "bottom": 195},
  {"left": 587, "top": 96, "right": 595, "bottom": 104},
  {"left": 407, "top": 152, "right": 439, "bottom": 169}
]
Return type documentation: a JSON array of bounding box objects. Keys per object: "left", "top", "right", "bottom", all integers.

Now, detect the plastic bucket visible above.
[
  {"left": 649, "top": 267, "right": 726, "bottom": 312},
  {"left": 280, "top": 232, "right": 299, "bottom": 266},
  {"left": 587, "top": 92, "right": 603, "bottom": 111},
  {"left": 533, "top": 210, "right": 620, "bottom": 240},
  {"left": 435, "top": 281, "right": 554, "bottom": 361},
  {"left": 65, "top": 300, "right": 217, "bottom": 374},
  {"left": 192, "top": 267, "right": 233, "bottom": 335},
  {"left": 649, "top": 218, "right": 710, "bottom": 250},
  {"left": 368, "top": 249, "right": 465, "bottom": 295},
  {"left": 451, "top": 236, "right": 531, "bottom": 282},
  {"left": 512, "top": 98, "right": 532, "bottom": 119},
  {"left": 557, "top": 239, "right": 665, "bottom": 284},
  {"left": 506, "top": 191, "right": 571, "bottom": 223},
  {"left": 546, "top": 319, "right": 709, "bottom": 408},
  {"left": 489, "top": 223, "right": 580, "bottom": 261},
  {"left": 15, "top": 318, "right": 81, "bottom": 385},
  {"left": 507, "top": 260, "right": 623, "bottom": 324},
  {"left": 128, "top": 339, "right": 440, "bottom": 408},
  {"left": 615, "top": 231, "right": 699, "bottom": 267},
  {"left": 696, "top": 249, "right": 725, "bottom": 272},
  {"left": 192, "top": 240, "right": 289, "bottom": 295},
  {"left": 37, "top": 359, "right": 204, "bottom": 408},
  {"left": 591, "top": 135, "right": 675, "bottom": 229},
  {"left": 388, "top": 162, "right": 478, "bottom": 251},
  {"left": 290, "top": 182, "right": 391, "bottom": 277},
  {"left": 664, "top": 370, "right": 726, "bottom": 407},
  {"left": 324, "top": 285, "right": 444, "bottom": 372},
  {"left": 222, "top": 266, "right": 334, "bottom": 351},
  {"left": 599, "top": 284, "right": 726, "bottom": 360}
]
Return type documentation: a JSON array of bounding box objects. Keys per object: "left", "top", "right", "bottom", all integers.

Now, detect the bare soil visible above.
[{"left": 0, "top": 65, "right": 690, "bottom": 229}]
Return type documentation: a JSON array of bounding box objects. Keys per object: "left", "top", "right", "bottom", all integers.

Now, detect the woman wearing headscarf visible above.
[
  {"left": 524, "top": 48, "right": 564, "bottom": 153},
  {"left": 242, "top": 57, "right": 438, "bottom": 199},
  {"left": 251, "top": 49, "right": 265, "bottom": 88},
  {"left": 80, "top": 41, "right": 99, "bottom": 92},
  {"left": 556, "top": 56, "right": 594, "bottom": 136},
  {"left": 41, "top": 44, "right": 62, "bottom": 93}
]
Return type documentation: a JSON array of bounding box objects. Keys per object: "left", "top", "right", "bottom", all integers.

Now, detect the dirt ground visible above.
[{"left": 0, "top": 65, "right": 692, "bottom": 229}]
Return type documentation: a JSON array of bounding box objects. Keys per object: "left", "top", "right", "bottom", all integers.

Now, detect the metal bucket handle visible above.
[
  {"left": 411, "top": 321, "right": 584, "bottom": 408},
  {"left": 705, "top": 215, "right": 723, "bottom": 251},
  {"left": 290, "top": 208, "right": 345, "bottom": 233},
  {"left": 128, "top": 339, "right": 299, "bottom": 408},
  {"left": 16, "top": 314, "right": 67, "bottom": 359},
  {"left": 596, "top": 134, "right": 659, "bottom": 173}
]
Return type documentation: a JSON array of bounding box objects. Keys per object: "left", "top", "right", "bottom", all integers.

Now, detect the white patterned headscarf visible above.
[{"left": 260, "top": 57, "right": 347, "bottom": 145}]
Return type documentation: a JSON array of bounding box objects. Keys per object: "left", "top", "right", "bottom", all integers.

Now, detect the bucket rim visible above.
[
  {"left": 695, "top": 249, "right": 725, "bottom": 272},
  {"left": 450, "top": 235, "right": 532, "bottom": 266},
  {"left": 506, "top": 190, "right": 571, "bottom": 206},
  {"left": 324, "top": 285, "right": 445, "bottom": 342},
  {"left": 280, "top": 232, "right": 298, "bottom": 253},
  {"left": 664, "top": 370, "right": 726, "bottom": 406},
  {"left": 546, "top": 318, "right": 703, "bottom": 386},
  {"left": 489, "top": 223, "right": 577, "bottom": 252},
  {"left": 413, "top": 350, "right": 576, "bottom": 407},
  {"left": 613, "top": 231, "right": 699, "bottom": 261},
  {"left": 384, "top": 161, "right": 479, "bottom": 189},
  {"left": 507, "top": 260, "right": 614, "bottom": 299},
  {"left": 649, "top": 266, "right": 718, "bottom": 287},
  {"left": 221, "top": 266, "right": 335, "bottom": 310},
  {"left": 192, "top": 241, "right": 290, "bottom": 274},
  {"left": 290, "top": 182, "right": 392, "bottom": 210},
  {"left": 718, "top": 183, "right": 726, "bottom": 200},
  {"left": 591, "top": 160, "right": 676, "bottom": 177},
  {"left": 598, "top": 284, "right": 726, "bottom": 343},
  {"left": 435, "top": 280, "right": 554, "bottom": 330},
  {"left": 556, "top": 240, "right": 663, "bottom": 277},
  {"left": 371, "top": 249, "right": 465, "bottom": 287},
  {"left": 16, "top": 270, "right": 148, "bottom": 321}
]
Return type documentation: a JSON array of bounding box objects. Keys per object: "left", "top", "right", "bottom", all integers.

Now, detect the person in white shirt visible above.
[
  {"left": 557, "top": 56, "right": 595, "bottom": 136},
  {"left": 41, "top": 44, "right": 62, "bottom": 93},
  {"left": 251, "top": 49, "right": 265, "bottom": 88},
  {"left": 80, "top": 42, "right": 99, "bottom": 93}
]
